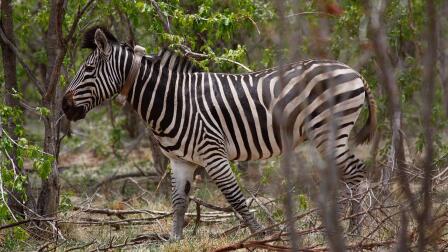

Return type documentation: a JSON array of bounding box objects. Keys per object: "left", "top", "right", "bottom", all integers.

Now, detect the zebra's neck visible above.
[{"left": 127, "top": 49, "right": 197, "bottom": 133}]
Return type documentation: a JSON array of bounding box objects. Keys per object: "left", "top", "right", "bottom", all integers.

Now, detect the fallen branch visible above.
[
  {"left": 88, "top": 236, "right": 147, "bottom": 252},
  {"left": 213, "top": 235, "right": 289, "bottom": 252},
  {"left": 130, "top": 233, "right": 169, "bottom": 243},
  {"left": 247, "top": 190, "right": 276, "bottom": 224},
  {"left": 299, "top": 240, "right": 396, "bottom": 251},
  {"left": 65, "top": 241, "right": 96, "bottom": 252},
  {"left": 60, "top": 214, "right": 171, "bottom": 227},
  {"left": 211, "top": 224, "right": 247, "bottom": 238},
  {"left": 73, "top": 205, "right": 238, "bottom": 217},
  {"left": 91, "top": 171, "right": 158, "bottom": 193},
  {"left": 73, "top": 206, "right": 171, "bottom": 216},
  {"left": 0, "top": 217, "right": 55, "bottom": 230},
  {"left": 242, "top": 207, "right": 318, "bottom": 242},
  {"left": 189, "top": 196, "right": 233, "bottom": 212}
]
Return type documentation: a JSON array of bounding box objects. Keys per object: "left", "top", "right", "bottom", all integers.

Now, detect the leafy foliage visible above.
[
  {"left": 0, "top": 103, "right": 54, "bottom": 241},
  {"left": 1, "top": 0, "right": 447, "bottom": 249}
]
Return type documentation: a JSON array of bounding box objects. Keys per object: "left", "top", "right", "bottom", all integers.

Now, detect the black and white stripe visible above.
[{"left": 64, "top": 30, "right": 376, "bottom": 239}]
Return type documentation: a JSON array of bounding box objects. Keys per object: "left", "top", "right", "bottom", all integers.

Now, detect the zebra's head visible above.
[{"left": 62, "top": 27, "right": 126, "bottom": 121}]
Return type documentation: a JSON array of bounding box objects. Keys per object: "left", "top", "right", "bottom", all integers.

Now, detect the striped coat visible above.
[{"left": 62, "top": 27, "right": 376, "bottom": 240}]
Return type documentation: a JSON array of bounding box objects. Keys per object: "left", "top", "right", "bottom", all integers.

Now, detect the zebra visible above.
[{"left": 62, "top": 27, "right": 376, "bottom": 240}]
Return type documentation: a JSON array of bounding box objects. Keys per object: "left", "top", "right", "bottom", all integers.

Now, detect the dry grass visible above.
[{"left": 6, "top": 110, "right": 448, "bottom": 251}]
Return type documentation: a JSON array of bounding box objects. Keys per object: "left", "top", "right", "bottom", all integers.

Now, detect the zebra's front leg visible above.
[
  {"left": 169, "top": 158, "right": 196, "bottom": 240},
  {"left": 205, "top": 158, "right": 263, "bottom": 234}
]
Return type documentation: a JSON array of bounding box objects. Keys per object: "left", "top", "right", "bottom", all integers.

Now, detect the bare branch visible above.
[
  {"left": 176, "top": 44, "right": 253, "bottom": 71},
  {"left": 0, "top": 23, "right": 45, "bottom": 95},
  {"left": 65, "top": 0, "right": 96, "bottom": 45},
  {"left": 286, "top": 11, "right": 337, "bottom": 18},
  {"left": 189, "top": 196, "right": 233, "bottom": 212},
  {"left": 91, "top": 171, "right": 158, "bottom": 193},
  {"left": 0, "top": 217, "right": 55, "bottom": 230},
  {"left": 148, "top": 0, "right": 171, "bottom": 33}
]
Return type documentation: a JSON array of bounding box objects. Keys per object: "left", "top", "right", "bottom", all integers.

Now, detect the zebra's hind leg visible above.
[
  {"left": 339, "top": 152, "right": 368, "bottom": 235},
  {"left": 205, "top": 157, "right": 263, "bottom": 234},
  {"left": 169, "top": 158, "right": 197, "bottom": 240},
  {"left": 319, "top": 141, "right": 367, "bottom": 234},
  {"left": 310, "top": 124, "right": 367, "bottom": 234},
  {"left": 318, "top": 146, "right": 367, "bottom": 233}
]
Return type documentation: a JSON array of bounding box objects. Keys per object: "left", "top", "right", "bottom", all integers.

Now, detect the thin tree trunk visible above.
[
  {"left": 148, "top": 131, "right": 170, "bottom": 195},
  {"left": 273, "top": 1, "right": 301, "bottom": 250},
  {"left": 0, "top": 0, "right": 25, "bottom": 217},
  {"left": 123, "top": 104, "right": 140, "bottom": 138},
  {"left": 365, "top": 1, "right": 415, "bottom": 250},
  {"left": 312, "top": 2, "right": 347, "bottom": 250},
  {"left": 417, "top": 0, "right": 437, "bottom": 250},
  {"left": 36, "top": 0, "right": 66, "bottom": 219}
]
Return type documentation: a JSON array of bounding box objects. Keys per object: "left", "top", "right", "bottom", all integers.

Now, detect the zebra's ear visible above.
[{"left": 94, "top": 29, "right": 111, "bottom": 56}]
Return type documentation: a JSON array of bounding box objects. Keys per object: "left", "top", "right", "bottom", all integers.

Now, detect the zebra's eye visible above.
[
  {"left": 84, "top": 63, "right": 96, "bottom": 72},
  {"left": 85, "top": 62, "right": 95, "bottom": 68}
]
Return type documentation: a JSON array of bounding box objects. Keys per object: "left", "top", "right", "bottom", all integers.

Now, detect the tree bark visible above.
[
  {"left": 366, "top": 2, "right": 416, "bottom": 250},
  {"left": 148, "top": 131, "right": 170, "bottom": 195},
  {"left": 123, "top": 101, "right": 140, "bottom": 138},
  {"left": 36, "top": 0, "right": 66, "bottom": 219},
  {"left": 273, "top": 1, "right": 302, "bottom": 250},
  {"left": 417, "top": 0, "right": 437, "bottom": 250},
  {"left": 0, "top": 0, "right": 25, "bottom": 217}
]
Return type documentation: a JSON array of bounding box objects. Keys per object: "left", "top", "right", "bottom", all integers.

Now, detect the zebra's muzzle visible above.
[{"left": 62, "top": 92, "right": 86, "bottom": 121}]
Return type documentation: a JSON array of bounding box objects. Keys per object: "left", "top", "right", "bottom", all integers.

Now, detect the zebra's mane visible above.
[
  {"left": 82, "top": 26, "right": 118, "bottom": 49},
  {"left": 151, "top": 48, "right": 200, "bottom": 73},
  {"left": 81, "top": 26, "right": 199, "bottom": 72}
]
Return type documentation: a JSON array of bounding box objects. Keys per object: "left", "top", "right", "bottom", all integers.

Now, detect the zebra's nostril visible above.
[
  {"left": 64, "top": 92, "right": 74, "bottom": 106},
  {"left": 62, "top": 92, "right": 86, "bottom": 121},
  {"left": 62, "top": 97, "right": 69, "bottom": 112}
]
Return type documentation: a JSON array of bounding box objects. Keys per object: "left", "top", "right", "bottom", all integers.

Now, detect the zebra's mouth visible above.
[
  {"left": 62, "top": 93, "right": 86, "bottom": 121},
  {"left": 64, "top": 106, "right": 86, "bottom": 121}
]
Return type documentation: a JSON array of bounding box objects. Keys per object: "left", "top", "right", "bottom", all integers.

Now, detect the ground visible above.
[{"left": 4, "top": 105, "right": 444, "bottom": 251}]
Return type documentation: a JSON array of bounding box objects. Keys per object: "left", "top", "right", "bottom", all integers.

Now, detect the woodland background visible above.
[{"left": 0, "top": 0, "right": 447, "bottom": 251}]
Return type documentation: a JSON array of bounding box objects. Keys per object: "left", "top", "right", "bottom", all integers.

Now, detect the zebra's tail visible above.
[{"left": 354, "top": 74, "right": 377, "bottom": 145}]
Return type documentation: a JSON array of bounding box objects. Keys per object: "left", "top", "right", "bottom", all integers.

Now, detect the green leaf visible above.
[
  {"left": 33, "top": 158, "right": 53, "bottom": 179},
  {"left": 35, "top": 107, "right": 50, "bottom": 117}
]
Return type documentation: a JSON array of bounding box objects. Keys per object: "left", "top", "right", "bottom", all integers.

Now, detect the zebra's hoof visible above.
[
  {"left": 169, "top": 233, "right": 183, "bottom": 241},
  {"left": 250, "top": 226, "right": 270, "bottom": 240},
  {"left": 258, "top": 229, "right": 273, "bottom": 238}
]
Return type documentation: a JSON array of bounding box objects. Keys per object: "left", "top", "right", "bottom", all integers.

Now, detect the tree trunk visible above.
[
  {"left": 148, "top": 131, "right": 170, "bottom": 195},
  {"left": 0, "top": 0, "right": 25, "bottom": 217},
  {"left": 123, "top": 104, "right": 140, "bottom": 138},
  {"left": 36, "top": 0, "right": 66, "bottom": 219}
]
